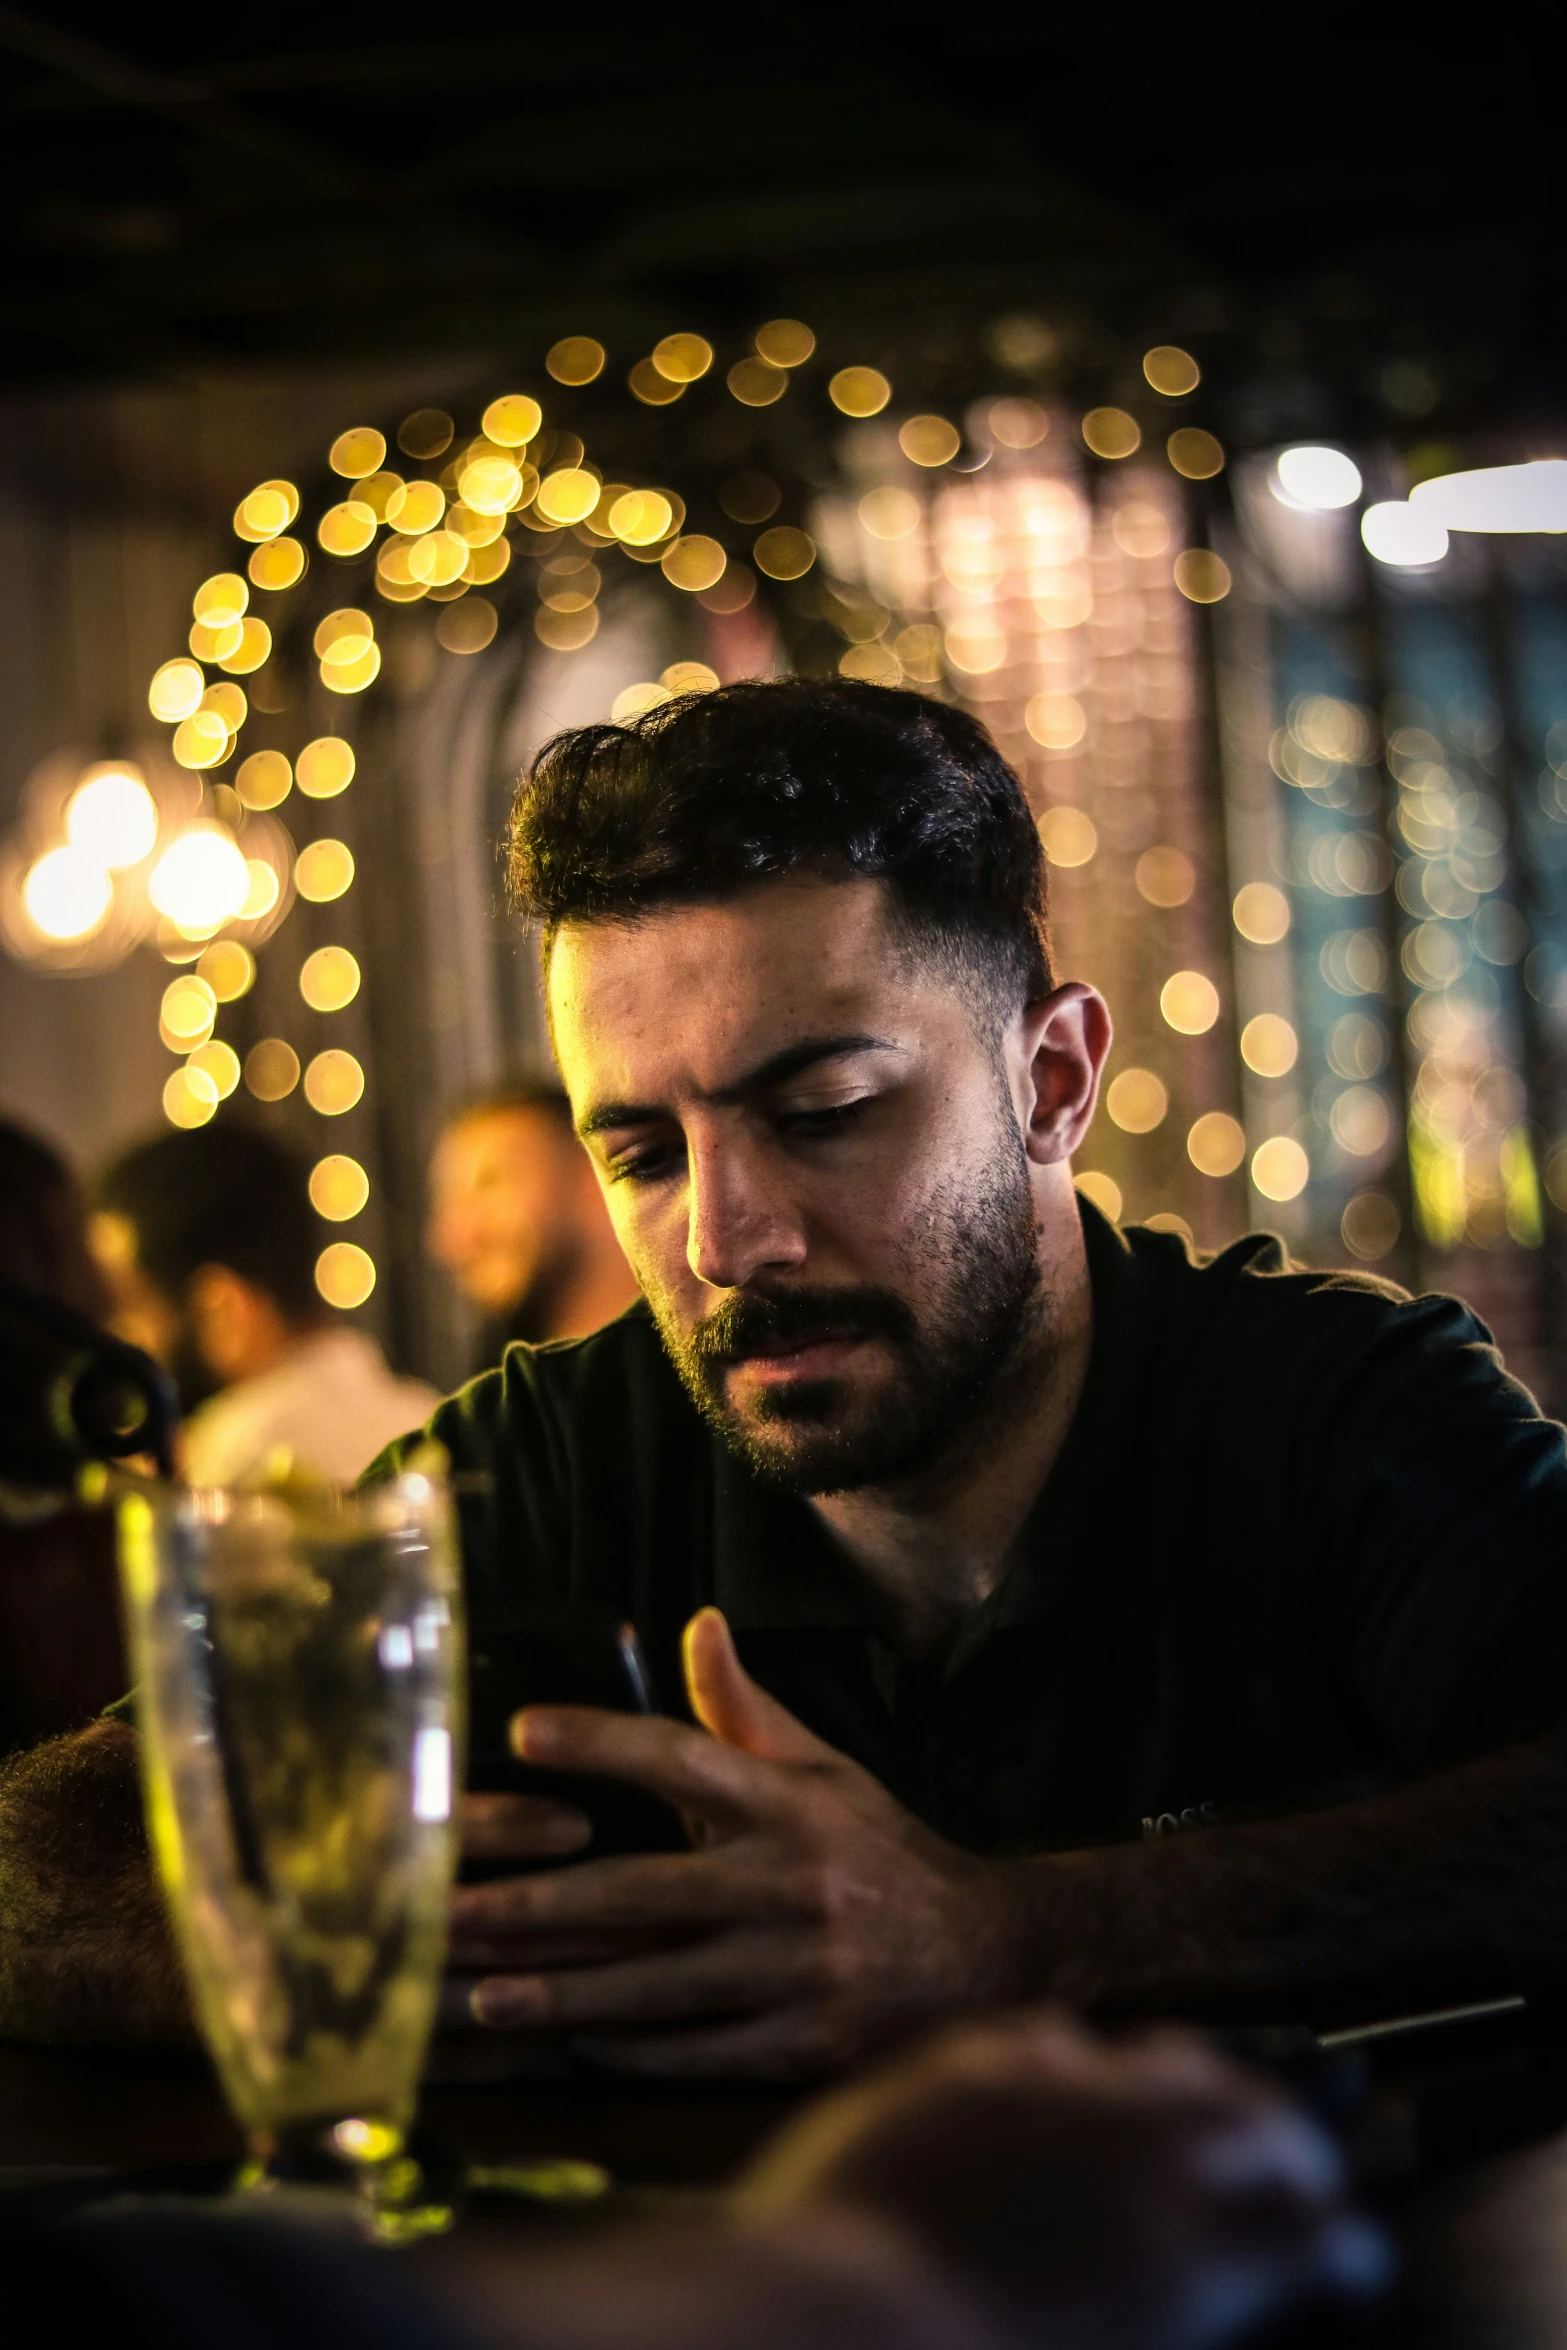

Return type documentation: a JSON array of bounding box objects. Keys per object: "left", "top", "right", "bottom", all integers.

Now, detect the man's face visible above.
[
  {"left": 427, "top": 1108, "right": 568, "bottom": 1315},
  {"left": 550, "top": 876, "right": 1052, "bottom": 1494}
]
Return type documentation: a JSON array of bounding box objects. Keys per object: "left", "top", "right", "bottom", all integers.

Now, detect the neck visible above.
[{"left": 809, "top": 1215, "right": 1094, "bottom": 1660}]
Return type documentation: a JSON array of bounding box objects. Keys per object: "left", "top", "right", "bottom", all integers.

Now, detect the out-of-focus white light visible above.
[
  {"left": 1410, "top": 459, "right": 1567, "bottom": 534},
  {"left": 148, "top": 824, "right": 251, "bottom": 937},
  {"left": 1272, "top": 447, "right": 1363, "bottom": 511},
  {"left": 1361, "top": 502, "right": 1449, "bottom": 567},
  {"left": 65, "top": 765, "right": 158, "bottom": 870},
  {"left": 22, "top": 846, "right": 112, "bottom": 941}
]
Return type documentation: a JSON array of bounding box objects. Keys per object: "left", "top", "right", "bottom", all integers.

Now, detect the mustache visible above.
[{"left": 687, "top": 1284, "right": 917, "bottom": 1368}]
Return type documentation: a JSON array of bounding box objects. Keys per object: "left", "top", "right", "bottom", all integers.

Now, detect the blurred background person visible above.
[
  {"left": 92, "top": 1125, "right": 437, "bottom": 1489},
  {"left": 428, "top": 1085, "right": 638, "bottom": 1368}
]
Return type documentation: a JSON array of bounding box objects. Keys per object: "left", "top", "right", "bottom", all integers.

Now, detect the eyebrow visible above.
[{"left": 576, "top": 1033, "right": 898, "bottom": 1138}]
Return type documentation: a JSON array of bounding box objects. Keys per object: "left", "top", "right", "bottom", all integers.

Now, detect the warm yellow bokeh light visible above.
[
  {"left": 187, "top": 1040, "right": 240, "bottom": 1101},
  {"left": 241, "top": 859, "right": 281, "bottom": 920},
  {"left": 233, "top": 481, "right": 297, "bottom": 541},
  {"left": 321, "top": 642, "right": 381, "bottom": 695},
  {"left": 1161, "top": 970, "right": 1220, "bottom": 1034},
  {"left": 22, "top": 847, "right": 112, "bottom": 941},
  {"left": 1112, "top": 502, "right": 1172, "bottom": 559},
  {"left": 163, "top": 1067, "right": 218, "bottom": 1129},
  {"left": 1187, "top": 1111, "right": 1246, "bottom": 1177},
  {"left": 629, "top": 358, "right": 684, "bottom": 406},
  {"left": 438, "top": 598, "right": 499, "bottom": 655},
  {"left": 236, "top": 750, "right": 291, "bottom": 810},
  {"left": 1168, "top": 428, "right": 1225, "bottom": 481},
  {"left": 1174, "top": 549, "right": 1232, "bottom": 604},
  {"left": 330, "top": 427, "right": 387, "bottom": 479},
  {"left": 194, "top": 572, "right": 248, "bottom": 628},
  {"left": 149, "top": 658, "right": 205, "bottom": 723},
  {"left": 611, "top": 683, "right": 672, "bottom": 723},
  {"left": 248, "top": 537, "right": 306, "bottom": 592},
  {"left": 310, "top": 1153, "right": 370, "bottom": 1222},
  {"left": 547, "top": 337, "right": 606, "bottom": 385},
  {"left": 727, "top": 357, "right": 787, "bottom": 406},
  {"left": 1082, "top": 407, "right": 1141, "bottom": 459},
  {"left": 754, "top": 318, "right": 815, "bottom": 368},
  {"left": 161, "top": 974, "right": 216, "bottom": 1040},
  {"left": 1342, "top": 1189, "right": 1401, "bottom": 1261},
  {"left": 661, "top": 536, "right": 727, "bottom": 592},
  {"left": 316, "top": 1241, "right": 376, "bottom": 1309},
  {"left": 1240, "top": 1013, "right": 1298, "bottom": 1077},
  {"left": 219, "top": 617, "right": 272, "bottom": 676},
  {"left": 1143, "top": 345, "right": 1201, "bottom": 396},
  {"left": 385, "top": 479, "right": 446, "bottom": 535},
  {"left": 899, "top": 415, "right": 960, "bottom": 467},
  {"left": 653, "top": 332, "right": 713, "bottom": 383},
  {"left": 318, "top": 501, "right": 377, "bottom": 558},
  {"left": 201, "top": 681, "right": 246, "bottom": 731},
  {"left": 459, "top": 457, "right": 525, "bottom": 515},
  {"left": 1106, "top": 1068, "right": 1168, "bottom": 1133},
  {"left": 304, "top": 1048, "right": 365, "bottom": 1115},
  {"left": 296, "top": 737, "right": 356, "bottom": 799},
  {"left": 300, "top": 945, "right": 361, "bottom": 1012},
  {"left": 396, "top": 409, "right": 453, "bottom": 461},
  {"left": 988, "top": 398, "right": 1050, "bottom": 449},
  {"left": 1135, "top": 846, "right": 1195, "bottom": 907},
  {"left": 295, "top": 839, "right": 355, "bottom": 902},
  {"left": 189, "top": 617, "right": 244, "bottom": 665},
  {"left": 357, "top": 472, "right": 404, "bottom": 522},
  {"left": 66, "top": 766, "right": 157, "bottom": 869},
  {"left": 662, "top": 661, "right": 720, "bottom": 694},
  {"left": 149, "top": 827, "right": 250, "bottom": 935},
  {"left": 482, "top": 394, "right": 543, "bottom": 446},
  {"left": 245, "top": 1037, "right": 300, "bottom": 1102},
  {"left": 1037, "top": 806, "right": 1097, "bottom": 867},
  {"left": 1232, "top": 881, "right": 1290, "bottom": 944},
  {"left": 315, "top": 609, "right": 374, "bottom": 661},
  {"left": 196, "top": 939, "right": 255, "bottom": 1001},
  {"left": 1025, "top": 692, "right": 1087, "bottom": 750},
  {"left": 607, "top": 489, "right": 675, "bottom": 545},
  {"left": 859, "top": 487, "right": 921, "bottom": 541},
  {"left": 753, "top": 526, "right": 815, "bottom": 579},
  {"left": 829, "top": 367, "right": 891, "bottom": 417},
  {"left": 1252, "top": 1136, "right": 1309, "bottom": 1201},
  {"left": 536, "top": 469, "right": 602, "bottom": 526},
  {"left": 409, "top": 530, "right": 469, "bottom": 586},
  {"left": 1074, "top": 1170, "right": 1123, "bottom": 1222}
]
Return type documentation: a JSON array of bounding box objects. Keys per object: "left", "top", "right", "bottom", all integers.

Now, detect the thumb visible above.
[{"left": 682, "top": 1607, "right": 832, "bottom": 1763}]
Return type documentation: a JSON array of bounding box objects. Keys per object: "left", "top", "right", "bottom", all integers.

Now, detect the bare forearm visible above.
[
  {"left": 1005, "top": 1728, "right": 1567, "bottom": 2020},
  {"left": 0, "top": 1721, "right": 191, "bottom": 2046}
]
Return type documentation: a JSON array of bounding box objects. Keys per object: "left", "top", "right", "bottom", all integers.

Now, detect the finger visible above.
[
  {"left": 449, "top": 1847, "right": 789, "bottom": 1942},
  {"left": 461, "top": 1791, "right": 591, "bottom": 1859},
  {"left": 511, "top": 1704, "right": 802, "bottom": 1828},
  {"left": 573, "top": 2007, "right": 838, "bottom": 2082},
  {"left": 469, "top": 1928, "right": 809, "bottom": 2032},
  {"left": 682, "top": 1608, "right": 836, "bottom": 1764}
]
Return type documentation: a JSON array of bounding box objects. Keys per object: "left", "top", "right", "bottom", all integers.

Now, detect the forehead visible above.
[{"left": 547, "top": 875, "right": 923, "bottom": 1100}]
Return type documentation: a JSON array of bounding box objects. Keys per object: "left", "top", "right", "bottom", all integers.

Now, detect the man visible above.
[
  {"left": 427, "top": 1085, "right": 638, "bottom": 1363},
  {"left": 92, "top": 1124, "right": 436, "bottom": 1488},
  {"left": 4, "top": 680, "right": 1567, "bottom": 2067}
]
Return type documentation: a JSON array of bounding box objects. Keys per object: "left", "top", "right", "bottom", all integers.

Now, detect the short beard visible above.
[{"left": 644, "top": 1119, "right": 1045, "bottom": 1497}]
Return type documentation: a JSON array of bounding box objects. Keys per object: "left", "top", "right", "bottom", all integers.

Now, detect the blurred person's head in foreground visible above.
[
  {"left": 0, "top": 1116, "right": 109, "bottom": 1321},
  {"left": 92, "top": 1121, "right": 436, "bottom": 1486},
  {"left": 428, "top": 1082, "right": 637, "bottom": 1355},
  {"left": 510, "top": 677, "right": 1104, "bottom": 1493}
]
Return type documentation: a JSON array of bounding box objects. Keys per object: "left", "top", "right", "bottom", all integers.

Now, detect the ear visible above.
[{"left": 1013, "top": 983, "right": 1113, "bottom": 1167}]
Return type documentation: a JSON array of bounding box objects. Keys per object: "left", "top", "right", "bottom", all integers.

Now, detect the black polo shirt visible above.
[{"left": 390, "top": 1202, "right": 1567, "bottom": 1853}]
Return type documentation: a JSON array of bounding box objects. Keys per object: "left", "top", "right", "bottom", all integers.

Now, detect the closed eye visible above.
[{"left": 776, "top": 1096, "right": 874, "bottom": 1138}]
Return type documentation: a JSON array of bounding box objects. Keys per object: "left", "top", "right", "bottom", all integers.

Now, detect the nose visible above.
[{"left": 685, "top": 1128, "right": 808, "bottom": 1291}]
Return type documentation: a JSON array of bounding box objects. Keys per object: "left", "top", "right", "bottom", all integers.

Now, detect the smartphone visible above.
[{"left": 465, "top": 1614, "right": 686, "bottom": 1868}]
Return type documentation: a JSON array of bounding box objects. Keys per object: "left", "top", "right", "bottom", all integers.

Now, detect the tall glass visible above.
[{"left": 117, "top": 1464, "right": 464, "bottom": 2233}]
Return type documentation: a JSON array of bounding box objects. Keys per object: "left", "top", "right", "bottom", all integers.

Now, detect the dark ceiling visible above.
[{"left": 0, "top": 4, "right": 1556, "bottom": 447}]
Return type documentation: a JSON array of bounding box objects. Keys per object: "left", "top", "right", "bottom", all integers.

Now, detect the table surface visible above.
[{"left": 0, "top": 2037, "right": 800, "bottom": 2189}]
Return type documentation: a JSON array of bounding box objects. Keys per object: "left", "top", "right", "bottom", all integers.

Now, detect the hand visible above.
[
  {"left": 738, "top": 2007, "right": 1391, "bottom": 2349},
  {"left": 445, "top": 1608, "right": 1023, "bottom": 2077}
]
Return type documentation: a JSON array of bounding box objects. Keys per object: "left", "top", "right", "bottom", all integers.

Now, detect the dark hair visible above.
[
  {"left": 0, "top": 1118, "right": 109, "bottom": 1320},
  {"left": 508, "top": 680, "right": 1053, "bottom": 1013},
  {"left": 97, "top": 1124, "right": 323, "bottom": 1325}
]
